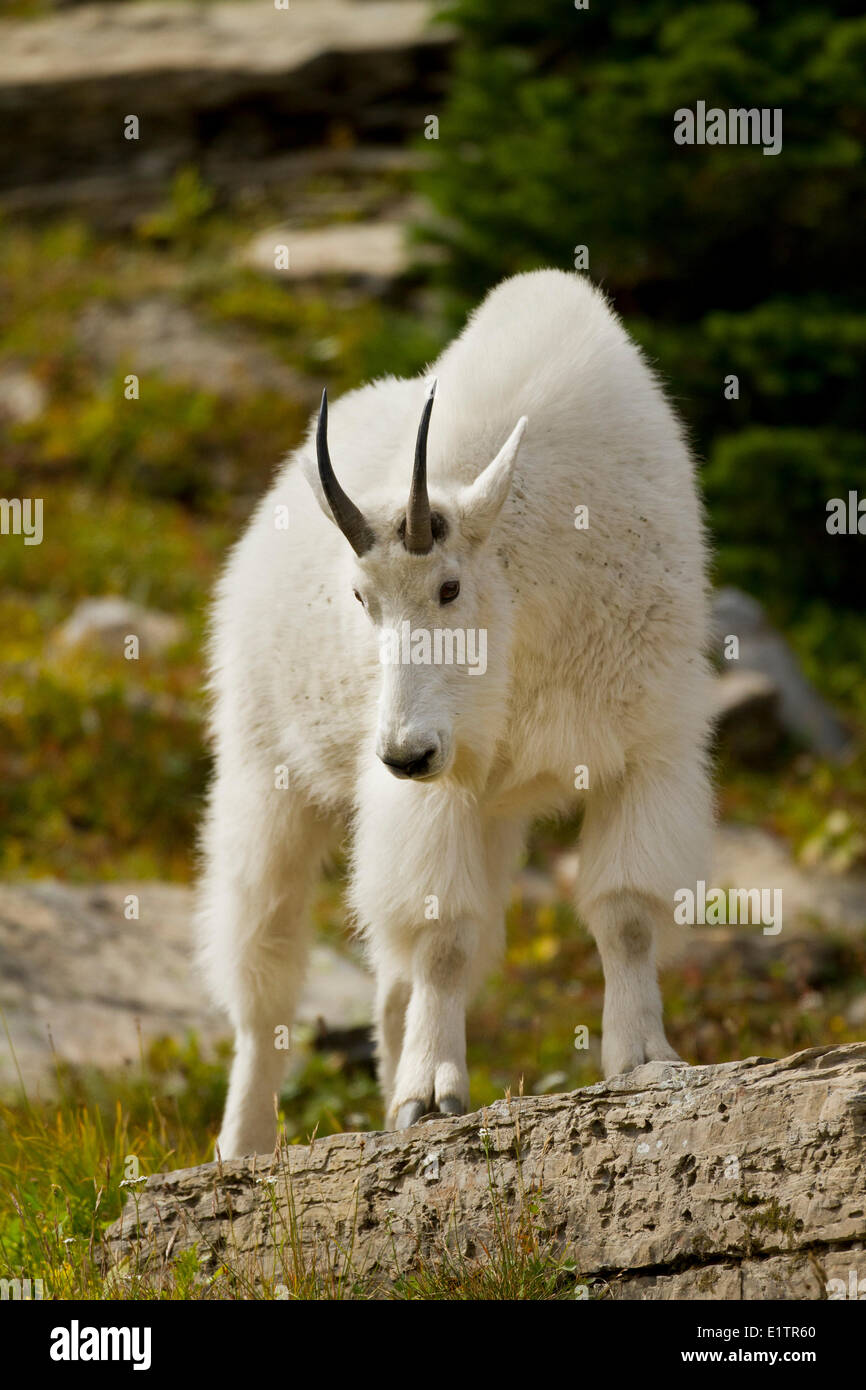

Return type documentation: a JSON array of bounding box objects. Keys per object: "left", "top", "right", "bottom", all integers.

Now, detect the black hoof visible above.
[
  {"left": 437, "top": 1095, "right": 465, "bottom": 1117},
  {"left": 395, "top": 1099, "right": 427, "bottom": 1130}
]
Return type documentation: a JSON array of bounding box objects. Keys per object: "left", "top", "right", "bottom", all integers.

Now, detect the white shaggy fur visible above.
[{"left": 196, "top": 270, "right": 714, "bottom": 1157}]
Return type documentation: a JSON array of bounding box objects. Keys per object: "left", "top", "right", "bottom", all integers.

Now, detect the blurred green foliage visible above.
[
  {"left": 422, "top": 0, "right": 866, "bottom": 631},
  {"left": 136, "top": 167, "right": 217, "bottom": 250},
  {"left": 0, "top": 184, "right": 444, "bottom": 876},
  {"left": 19, "top": 376, "right": 302, "bottom": 511}
]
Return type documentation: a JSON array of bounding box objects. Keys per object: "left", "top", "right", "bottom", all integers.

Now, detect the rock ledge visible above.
[{"left": 108, "top": 1043, "right": 866, "bottom": 1298}]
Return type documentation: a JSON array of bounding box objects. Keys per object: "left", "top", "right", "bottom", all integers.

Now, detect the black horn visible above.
[
  {"left": 404, "top": 378, "right": 437, "bottom": 555},
  {"left": 316, "top": 389, "right": 375, "bottom": 556}
]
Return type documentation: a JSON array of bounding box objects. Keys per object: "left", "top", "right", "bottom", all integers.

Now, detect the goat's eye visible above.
[
  {"left": 353, "top": 589, "right": 364, "bottom": 605},
  {"left": 439, "top": 580, "right": 460, "bottom": 604}
]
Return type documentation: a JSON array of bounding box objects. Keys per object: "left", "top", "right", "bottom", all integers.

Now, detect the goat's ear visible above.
[
  {"left": 458, "top": 417, "right": 527, "bottom": 543},
  {"left": 300, "top": 452, "right": 335, "bottom": 525}
]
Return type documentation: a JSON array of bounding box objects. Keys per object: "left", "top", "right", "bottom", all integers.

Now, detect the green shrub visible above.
[{"left": 420, "top": 0, "right": 866, "bottom": 618}]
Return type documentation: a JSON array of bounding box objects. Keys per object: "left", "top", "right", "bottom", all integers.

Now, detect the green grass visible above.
[
  {"left": 0, "top": 1031, "right": 580, "bottom": 1299},
  {"left": 0, "top": 1033, "right": 223, "bottom": 1300}
]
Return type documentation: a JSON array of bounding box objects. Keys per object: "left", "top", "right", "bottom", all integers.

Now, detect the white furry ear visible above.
[
  {"left": 300, "top": 452, "right": 334, "bottom": 524},
  {"left": 458, "top": 416, "right": 527, "bottom": 543}
]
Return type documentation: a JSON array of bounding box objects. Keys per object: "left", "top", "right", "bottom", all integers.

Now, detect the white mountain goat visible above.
[{"left": 196, "top": 269, "right": 714, "bottom": 1158}]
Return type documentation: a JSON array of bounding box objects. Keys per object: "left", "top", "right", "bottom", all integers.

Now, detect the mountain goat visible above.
[{"left": 196, "top": 269, "right": 714, "bottom": 1158}]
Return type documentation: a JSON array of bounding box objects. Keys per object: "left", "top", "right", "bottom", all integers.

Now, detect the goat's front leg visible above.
[
  {"left": 387, "top": 921, "right": 476, "bottom": 1129},
  {"left": 351, "top": 768, "right": 493, "bottom": 1129}
]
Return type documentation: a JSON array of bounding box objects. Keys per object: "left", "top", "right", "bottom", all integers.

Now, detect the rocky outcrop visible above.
[
  {"left": 75, "top": 299, "right": 315, "bottom": 401},
  {"left": 0, "top": 1, "right": 452, "bottom": 201},
  {"left": 52, "top": 597, "right": 185, "bottom": 657},
  {"left": 0, "top": 880, "right": 372, "bottom": 1093},
  {"left": 241, "top": 213, "right": 437, "bottom": 286},
  {"left": 0, "top": 366, "right": 46, "bottom": 424},
  {"left": 711, "top": 588, "right": 852, "bottom": 761},
  {"left": 712, "top": 668, "right": 782, "bottom": 764},
  {"left": 107, "top": 1044, "right": 866, "bottom": 1299}
]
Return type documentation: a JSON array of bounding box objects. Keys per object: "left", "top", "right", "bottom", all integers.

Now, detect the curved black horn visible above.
[
  {"left": 316, "top": 389, "right": 375, "bottom": 556},
  {"left": 404, "top": 378, "right": 436, "bottom": 554}
]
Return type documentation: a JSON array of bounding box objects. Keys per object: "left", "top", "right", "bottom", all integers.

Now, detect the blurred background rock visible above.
[{"left": 1, "top": 0, "right": 865, "bottom": 1139}]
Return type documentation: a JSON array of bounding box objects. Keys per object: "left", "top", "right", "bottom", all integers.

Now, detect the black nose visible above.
[{"left": 381, "top": 747, "right": 437, "bottom": 779}]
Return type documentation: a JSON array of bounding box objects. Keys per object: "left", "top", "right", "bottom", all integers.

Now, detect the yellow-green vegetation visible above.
[
  {"left": 736, "top": 1193, "right": 806, "bottom": 1257},
  {"left": 719, "top": 749, "right": 866, "bottom": 874},
  {"left": 0, "top": 485, "right": 222, "bottom": 878},
  {"left": 0, "top": 173, "right": 444, "bottom": 878},
  {"left": 0, "top": 1027, "right": 577, "bottom": 1299}
]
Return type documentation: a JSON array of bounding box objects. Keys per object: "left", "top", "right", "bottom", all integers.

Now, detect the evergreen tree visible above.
[{"left": 419, "top": 1, "right": 866, "bottom": 626}]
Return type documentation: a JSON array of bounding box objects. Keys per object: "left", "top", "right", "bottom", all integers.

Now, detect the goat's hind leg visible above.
[
  {"left": 585, "top": 889, "right": 682, "bottom": 1076},
  {"left": 196, "top": 772, "right": 335, "bottom": 1159},
  {"left": 576, "top": 755, "right": 712, "bottom": 1078}
]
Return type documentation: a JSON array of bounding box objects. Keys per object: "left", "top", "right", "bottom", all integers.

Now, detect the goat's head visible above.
[{"left": 306, "top": 381, "right": 527, "bottom": 781}]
